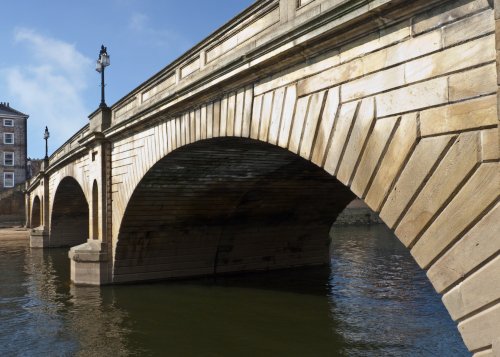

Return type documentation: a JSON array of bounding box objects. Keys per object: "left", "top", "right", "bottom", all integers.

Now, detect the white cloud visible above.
[{"left": 1, "top": 28, "right": 92, "bottom": 158}]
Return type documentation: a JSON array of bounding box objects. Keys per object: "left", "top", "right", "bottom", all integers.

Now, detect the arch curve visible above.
[{"left": 114, "top": 137, "right": 356, "bottom": 282}]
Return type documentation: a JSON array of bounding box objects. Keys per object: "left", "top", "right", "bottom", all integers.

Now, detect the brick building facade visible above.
[{"left": 0, "top": 103, "right": 28, "bottom": 191}]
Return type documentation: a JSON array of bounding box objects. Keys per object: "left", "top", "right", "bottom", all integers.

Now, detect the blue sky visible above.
[{"left": 0, "top": 0, "right": 254, "bottom": 158}]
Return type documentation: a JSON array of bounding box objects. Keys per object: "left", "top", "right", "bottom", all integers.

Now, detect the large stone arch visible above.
[
  {"left": 114, "top": 137, "right": 356, "bottom": 282},
  {"left": 111, "top": 81, "right": 498, "bottom": 353},
  {"left": 49, "top": 176, "right": 89, "bottom": 247}
]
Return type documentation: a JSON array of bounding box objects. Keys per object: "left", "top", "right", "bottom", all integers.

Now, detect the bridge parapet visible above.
[
  {"left": 48, "top": 125, "right": 90, "bottom": 171},
  {"left": 106, "top": 0, "right": 433, "bottom": 135}
]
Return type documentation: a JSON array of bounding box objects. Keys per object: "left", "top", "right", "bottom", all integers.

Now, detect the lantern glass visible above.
[
  {"left": 101, "top": 53, "right": 110, "bottom": 67},
  {"left": 95, "top": 60, "right": 103, "bottom": 73}
]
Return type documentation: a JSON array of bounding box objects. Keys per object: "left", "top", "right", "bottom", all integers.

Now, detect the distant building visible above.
[
  {"left": 0, "top": 102, "right": 28, "bottom": 191},
  {"left": 27, "top": 158, "right": 44, "bottom": 179}
]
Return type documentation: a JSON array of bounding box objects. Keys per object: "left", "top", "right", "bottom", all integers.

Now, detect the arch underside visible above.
[
  {"left": 50, "top": 177, "right": 89, "bottom": 248},
  {"left": 31, "top": 196, "right": 41, "bottom": 228},
  {"left": 114, "top": 138, "right": 355, "bottom": 283}
]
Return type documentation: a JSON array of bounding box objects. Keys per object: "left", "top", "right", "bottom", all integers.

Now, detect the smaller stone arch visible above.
[
  {"left": 31, "top": 195, "right": 42, "bottom": 228},
  {"left": 50, "top": 176, "right": 89, "bottom": 247}
]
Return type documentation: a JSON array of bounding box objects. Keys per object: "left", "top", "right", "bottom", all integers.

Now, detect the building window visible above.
[
  {"left": 4, "top": 172, "right": 14, "bottom": 188},
  {"left": 3, "top": 119, "right": 14, "bottom": 127},
  {"left": 3, "top": 152, "right": 14, "bottom": 166},
  {"left": 3, "top": 133, "right": 14, "bottom": 144}
]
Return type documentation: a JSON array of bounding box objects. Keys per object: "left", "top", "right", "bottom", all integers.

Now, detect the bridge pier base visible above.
[
  {"left": 68, "top": 241, "right": 109, "bottom": 285},
  {"left": 29, "top": 227, "right": 49, "bottom": 248}
]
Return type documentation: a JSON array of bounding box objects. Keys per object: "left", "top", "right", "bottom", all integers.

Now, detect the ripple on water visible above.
[{"left": 0, "top": 225, "right": 469, "bottom": 356}]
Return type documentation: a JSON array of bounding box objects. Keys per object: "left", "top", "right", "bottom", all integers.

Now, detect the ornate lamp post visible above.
[
  {"left": 95, "top": 45, "right": 110, "bottom": 109},
  {"left": 43, "top": 126, "right": 50, "bottom": 160}
]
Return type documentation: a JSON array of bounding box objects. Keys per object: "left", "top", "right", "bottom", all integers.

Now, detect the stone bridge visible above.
[{"left": 25, "top": 0, "right": 499, "bottom": 354}]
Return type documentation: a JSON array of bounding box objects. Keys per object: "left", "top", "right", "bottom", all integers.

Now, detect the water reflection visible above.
[
  {"left": 24, "top": 248, "right": 130, "bottom": 356},
  {"left": 0, "top": 226, "right": 468, "bottom": 356},
  {"left": 328, "top": 225, "right": 467, "bottom": 356},
  {"left": 68, "top": 285, "right": 130, "bottom": 357}
]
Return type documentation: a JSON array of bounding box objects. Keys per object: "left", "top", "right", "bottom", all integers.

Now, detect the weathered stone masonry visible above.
[{"left": 26, "top": 0, "right": 499, "bottom": 354}]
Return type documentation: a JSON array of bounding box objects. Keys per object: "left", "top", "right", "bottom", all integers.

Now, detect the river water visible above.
[{"left": 0, "top": 225, "right": 469, "bottom": 356}]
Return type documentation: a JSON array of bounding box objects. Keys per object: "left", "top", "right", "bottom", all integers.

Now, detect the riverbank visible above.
[{"left": 333, "top": 199, "right": 382, "bottom": 226}]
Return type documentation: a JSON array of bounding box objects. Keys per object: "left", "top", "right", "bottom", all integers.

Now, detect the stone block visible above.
[
  {"left": 254, "top": 49, "right": 340, "bottom": 96},
  {"left": 323, "top": 101, "right": 358, "bottom": 175},
  {"left": 336, "top": 97, "right": 375, "bottom": 185},
  {"left": 242, "top": 86, "right": 253, "bottom": 138},
  {"left": 175, "top": 117, "right": 182, "bottom": 146},
  {"left": 449, "top": 64, "right": 498, "bottom": 102},
  {"left": 442, "top": 255, "right": 500, "bottom": 320},
  {"left": 380, "top": 135, "right": 455, "bottom": 229},
  {"left": 268, "top": 86, "right": 286, "bottom": 145},
  {"left": 195, "top": 108, "right": 202, "bottom": 141},
  {"left": 350, "top": 116, "right": 398, "bottom": 198},
  {"left": 364, "top": 113, "right": 418, "bottom": 210},
  {"left": 357, "top": 29, "right": 441, "bottom": 76},
  {"left": 166, "top": 121, "right": 173, "bottom": 152},
  {"left": 300, "top": 91, "right": 326, "bottom": 159},
  {"left": 339, "top": 20, "right": 409, "bottom": 64},
  {"left": 200, "top": 105, "right": 207, "bottom": 140},
  {"left": 381, "top": 30, "right": 442, "bottom": 71},
  {"left": 220, "top": 96, "right": 228, "bottom": 137},
  {"left": 405, "top": 35, "right": 496, "bottom": 84},
  {"left": 339, "top": 31, "right": 380, "bottom": 63},
  {"left": 378, "top": 19, "right": 411, "bottom": 46},
  {"left": 376, "top": 77, "right": 448, "bottom": 117},
  {"left": 341, "top": 64, "right": 405, "bottom": 102},
  {"left": 297, "top": 58, "right": 363, "bottom": 96},
  {"left": 420, "top": 95, "right": 498, "bottom": 137},
  {"left": 289, "top": 95, "right": 310, "bottom": 153},
  {"left": 412, "top": 0, "right": 492, "bottom": 36},
  {"left": 396, "top": 132, "right": 480, "bottom": 247},
  {"left": 233, "top": 88, "right": 244, "bottom": 137},
  {"left": 207, "top": 103, "right": 214, "bottom": 139},
  {"left": 458, "top": 303, "right": 500, "bottom": 352},
  {"left": 411, "top": 162, "right": 498, "bottom": 268},
  {"left": 259, "top": 91, "right": 274, "bottom": 141},
  {"left": 481, "top": 127, "right": 500, "bottom": 161},
  {"left": 493, "top": 337, "right": 500, "bottom": 356},
  {"left": 226, "top": 92, "right": 236, "bottom": 137},
  {"left": 497, "top": 18, "right": 500, "bottom": 48},
  {"left": 213, "top": 99, "right": 221, "bottom": 138},
  {"left": 251, "top": 95, "right": 263, "bottom": 140},
  {"left": 278, "top": 85, "right": 297, "bottom": 148},
  {"left": 311, "top": 87, "right": 340, "bottom": 166},
  {"left": 443, "top": 9, "right": 495, "bottom": 47}
]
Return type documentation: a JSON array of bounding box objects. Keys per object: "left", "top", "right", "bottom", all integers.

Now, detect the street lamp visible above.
[
  {"left": 43, "top": 126, "right": 50, "bottom": 160},
  {"left": 95, "top": 45, "right": 110, "bottom": 109}
]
